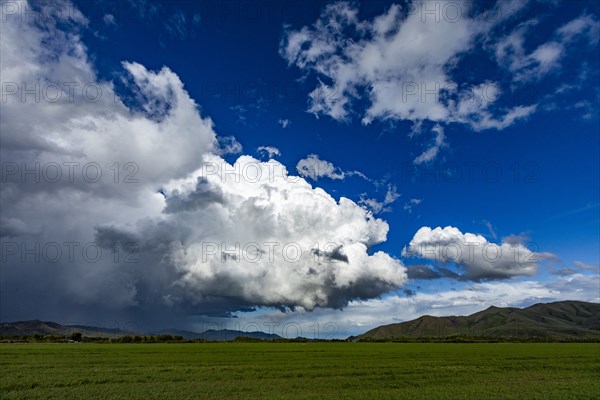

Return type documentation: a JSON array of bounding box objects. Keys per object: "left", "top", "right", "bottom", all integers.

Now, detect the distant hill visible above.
[
  {"left": 198, "top": 329, "right": 280, "bottom": 341},
  {"left": 152, "top": 328, "right": 281, "bottom": 341},
  {"left": 353, "top": 301, "right": 600, "bottom": 341},
  {"left": 0, "top": 321, "right": 281, "bottom": 341},
  {"left": 0, "top": 320, "right": 136, "bottom": 338},
  {"left": 151, "top": 329, "right": 206, "bottom": 340}
]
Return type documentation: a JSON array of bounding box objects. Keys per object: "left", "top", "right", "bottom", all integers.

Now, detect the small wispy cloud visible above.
[
  {"left": 296, "top": 154, "right": 345, "bottom": 180},
  {"left": 403, "top": 198, "right": 422, "bottom": 214},
  {"left": 483, "top": 220, "right": 497, "bottom": 239},
  {"left": 414, "top": 125, "right": 446, "bottom": 165},
  {"left": 217, "top": 136, "right": 243, "bottom": 155},
  {"left": 573, "top": 261, "right": 600, "bottom": 272},
  {"left": 278, "top": 118, "right": 291, "bottom": 128},
  {"left": 103, "top": 14, "right": 116, "bottom": 26},
  {"left": 257, "top": 146, "right": 281, "bottom": 159},
  {"left": 359, "top": 184, "right": 400, "bottom": 214}
]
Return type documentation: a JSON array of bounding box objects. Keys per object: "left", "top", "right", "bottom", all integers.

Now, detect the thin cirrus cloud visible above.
[
  {"left": 572, "top": 261, "right": 600, "bottom": 272},
  {"left": 495, "top": 13, "right": 599, "bottom": 83}
]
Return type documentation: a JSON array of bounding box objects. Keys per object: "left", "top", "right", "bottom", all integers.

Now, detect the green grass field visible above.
[{"left": 1, "top": 343, "right": 599, "bottom": 399}]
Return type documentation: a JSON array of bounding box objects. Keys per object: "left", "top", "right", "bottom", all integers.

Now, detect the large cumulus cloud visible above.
[
  {"left": 0, "top": 0, "right": 406, "bottom": 326},
  {"left": 96, "top": 155, "right": 406, "bottom": 311}
]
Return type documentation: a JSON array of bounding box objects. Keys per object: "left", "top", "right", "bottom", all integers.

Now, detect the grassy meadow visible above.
[{"left": 1, "top": 342, "right": 599, "bottom": 399}]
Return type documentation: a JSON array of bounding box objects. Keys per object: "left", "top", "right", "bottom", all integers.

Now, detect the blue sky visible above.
[{"left": 0, "top": 0, "right": 599, "bottom": 337}]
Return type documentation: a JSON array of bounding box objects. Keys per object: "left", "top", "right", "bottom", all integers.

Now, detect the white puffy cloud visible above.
[
  {"left": 280, "top": 0, "right": 536, "bottom": 136},
  {"left": 0, "top": 1, "right": 407, "bottom": 325},
  {"left": 134, "top": 154, "right": 407, "bottom": 311},
  {"left": 402, "top": 226, "right": 554, "bottom": 280}
]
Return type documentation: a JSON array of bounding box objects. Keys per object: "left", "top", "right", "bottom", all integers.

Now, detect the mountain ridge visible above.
[{"left": 352, "top": 300, "right": 600, "bottom": 340}]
